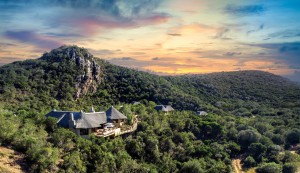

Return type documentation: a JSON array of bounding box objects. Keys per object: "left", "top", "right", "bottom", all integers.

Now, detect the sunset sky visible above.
[{"left": 0, "top": 0, "right": 300, "bottom": 82}]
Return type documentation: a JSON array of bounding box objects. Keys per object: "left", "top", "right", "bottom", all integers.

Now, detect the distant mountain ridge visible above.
[{"left": 0, "top": 45, "right": 299, "bottom": 113}]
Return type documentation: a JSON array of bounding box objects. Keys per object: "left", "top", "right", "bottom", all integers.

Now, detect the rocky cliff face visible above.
[
  {"left": 42, "top": 46, "right": 102, "bottom": 99},
  {"left": 66, "top": 47, "right": 102, "bottom": 98}
]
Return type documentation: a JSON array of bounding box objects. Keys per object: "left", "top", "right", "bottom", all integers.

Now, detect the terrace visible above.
[{"left": 93, "top": 116, "right": 139, "bottom": 138}]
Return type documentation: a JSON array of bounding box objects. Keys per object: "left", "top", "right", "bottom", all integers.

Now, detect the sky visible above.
[{"left": 0, "top": 0, "right": 300, "bottom": 82}]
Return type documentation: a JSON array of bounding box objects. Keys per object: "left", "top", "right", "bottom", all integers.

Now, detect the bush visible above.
[
  {"left": 256, "top": 162, "right": 281, "bottom": 173},
  {"left": 243, "top": 156, "right": 256, "bottom": 168},
  {"left": 180, "top": 159, "right": 205, "bottom": 173},
  {"left": 248, "top": 143, "right": 266, "bottom": 161},
  {"left": 286, "top": 129, "right": 300, "bottom": 145},
  {"left": 238, "top": 129, "right": 261, "bottom": 148},
  {"left": 282, "top": 163, "right": 298, "bottom": 173}
]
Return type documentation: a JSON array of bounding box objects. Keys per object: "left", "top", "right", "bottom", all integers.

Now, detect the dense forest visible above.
[{"left": 0, "top": 46, "right": 299, "bottom": 173}]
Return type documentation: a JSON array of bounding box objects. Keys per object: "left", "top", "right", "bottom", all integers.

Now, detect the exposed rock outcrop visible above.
[
  {"left": 42, "top": 46, "right": 102, "bottom": 99},
  {"left": 66, "top": 47, "right": 102, "bottom": 99}
]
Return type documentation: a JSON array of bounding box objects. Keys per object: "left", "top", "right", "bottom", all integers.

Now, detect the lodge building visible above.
[{"left": 46, "top": 106, "right": 128, "bottom": 137}]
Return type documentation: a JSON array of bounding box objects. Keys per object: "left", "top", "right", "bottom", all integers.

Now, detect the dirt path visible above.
[
  {"left": 232, "top": 159, "right": 244, "bottom": 173},
  {"left": 0, "top": 146, "right": 27, "bottom": 173}
]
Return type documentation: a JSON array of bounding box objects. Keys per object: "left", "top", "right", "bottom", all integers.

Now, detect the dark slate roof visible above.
[
  {"left": 46, "top": 110, "right": 81, "bottom": 128},
  {"left": 46, "top": 110, "right": 106, "bottom": 129},
  {"left": 154, "top": 105, "right": 174, "bottom": 112},
  {"left": 76, "top": 112, "right": 107, "bottom": 128},
  {"left": 154, "top": 105, "right": 167, "bottom": 111},
  {"left": 106, "top": 106, "right": 127, "bottom": 120}
]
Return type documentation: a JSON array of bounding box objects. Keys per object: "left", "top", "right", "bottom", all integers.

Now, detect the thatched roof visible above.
[
  {"left": 106, "top": 106, "right": 127, "bottom": 120},
  {"left": 154, "top": 105, "right": 174, "bottom": 112},
  {"left": 46, "top": 110, "right": 107, "bottom": 129}
]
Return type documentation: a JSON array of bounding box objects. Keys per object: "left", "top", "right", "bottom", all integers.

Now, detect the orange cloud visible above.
[
  {"left": 169, "top": 23, "right": 218, "bottom": 36},
  {"left": 142, "top": 57, "right": 292, "bottom": 76}
]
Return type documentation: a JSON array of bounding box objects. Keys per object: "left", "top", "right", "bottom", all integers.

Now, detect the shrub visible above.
[
  {"left": 282, "top": 163, "right": 298, "bottom": 173},
  {"left": 243, "top": 156, "right": 256, "bottom": 168},
  {"left": 181, "top": 159, "right": 205, "bottom": 173},
  {"left": 256, "top": 162, "right": 281, "bottom": 173}
]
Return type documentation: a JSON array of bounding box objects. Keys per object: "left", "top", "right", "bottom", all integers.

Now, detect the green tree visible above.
[
  {"left": 248, "top": 143, "right": 267, "bottom": 162},
  {"left": 286, "top": 129, "right": 300, "bottom": 145},
  {"left": 28, "top": 147, "right": 60, "bottom": 172},
  {"left": 0, "top": 110, "right": 20, "bottom": 143},
  {"left": 238, "top": 129, "right": 261, "bottom": 148},
  {"left": 282, "top": 163, "right": 298, "bottom": 173},
  {"left": 256, "top": 162, "right": 281, "bottom": 173},
  {"left": 243, "top": 156, "right": 256, "bottom": 168},
  {"left": 180, "top": 159, "right": 205, "bottom": 173},
  {"left": 62, "top": 151, "right": 86, "bottom": 173}
]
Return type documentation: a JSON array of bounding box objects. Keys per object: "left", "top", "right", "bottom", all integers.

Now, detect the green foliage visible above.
[
  {"left": 282, "top": 151, "right": 300, "bottom": 163},
  {"left": 238, "top": 129, "right": 261, "bottom": 148},
  {"left": 248, "top": 143, "right": 267, "bottom": 162},
  {"left": 256, "top": 162, "right": 282, "bottom": 173},
  {"left": 0, "top": 46, "right": 299, "bottom": 172},
  {"left": 28, "top": 147, "right": 60, "bottom": 172},
  {"left": 286, "top": 129, "right": 300, "bottom": 145},
  {"left": 180, "top": 159, "right": 205, "bottom": 173},
  {"left": 0, "top": 109, "right": 20, "bottom": 143},
  {"left": 12, "top": 119, "right": 48, "bottom": 151},
  {"left": 266, "top": 145, "right": 282, "bottom": 163},
  {"left": 62, "top": 151, "right": 86, "bottom": 173},
  {"left": 243, "top": 156, "right": 256, "bottom": 168},
  {"left": 282, "top": 163, "right": 298, "bottom": 173},
  {"left": 45, "top": 116, "right": 58, "bottom": 132}
]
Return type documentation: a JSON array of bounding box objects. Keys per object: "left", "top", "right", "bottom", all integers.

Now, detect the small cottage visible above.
[{"left": 154, "top": 105, "right": 175, "bottom": 113}]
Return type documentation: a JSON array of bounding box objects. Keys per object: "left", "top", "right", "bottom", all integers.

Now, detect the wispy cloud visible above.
[
  {"left": 267, "top": 30, "right": 300, "bottom": 39},
  {"left": 1, "top": 0, "right": 170, "bottom": 37},
  {"left": 110, "top": 57, "right": 137, "bottom": 61},
  {"left": 214, "top": 28, "right": 231, "bottom": 40},
  {"left": 247, "top": 42, "right": 300, "bottom": 67},
  {"left": 224, "top": 52, "right": 242, "bottom": 57},
  {"left": 247, "top": 24, "right": 264, "bottom": 35},
  {"left": 47, "top": 0, "right": 169, "bottom": 36},
  {"left": 152, "top": 57, "right": 162, "bottom": 60},
  {"left": 225, "top": 4, "right": 266, "bottom": 16},
  {"left": 168, "top": 33, "right": 182, "bottom": 36},
  {"left": 4, "top": 30, "right": 63, "bottom": 49},
  {"left": 251, "top": 42, "right": 300, "bottom": 53},
  {"left": 0, "top": 42, "right": 16, "bottom": 47},
  {"left": 45, "top": 32, "right": 83, "bottom": 38},
  {"left": 88, "top": 48, "right": 121, "bottom": 56}
]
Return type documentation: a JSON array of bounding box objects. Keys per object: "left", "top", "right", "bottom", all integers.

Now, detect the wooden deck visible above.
[{"left": 93, "top": 118, "right": 139, "bottom": 138}]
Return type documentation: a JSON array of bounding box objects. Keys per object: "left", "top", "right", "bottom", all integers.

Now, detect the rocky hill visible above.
[
  {"left": 0, "top": 45, "right": 299, "bottom": 114},
  {"left": 41, "top": 46, "right": 102, "bottom": 98}
]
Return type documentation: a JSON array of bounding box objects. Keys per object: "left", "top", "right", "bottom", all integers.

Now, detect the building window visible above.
[{"left": 80, "top": 129, "right": 89, "bottom": 135}]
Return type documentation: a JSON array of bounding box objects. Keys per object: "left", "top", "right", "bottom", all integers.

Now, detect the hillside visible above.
[
  {"left": 0, "top": 146, "right": 27, "bottom": 173},
  {"left": 0, "top": 45, "right": 299, "bottom": 114},
  {"left": 0, "top": 46, "right": 299, "bottom": 172}
]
